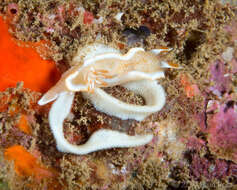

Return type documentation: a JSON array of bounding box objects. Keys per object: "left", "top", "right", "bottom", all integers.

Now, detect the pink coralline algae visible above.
[
  {"left": 231, "top": 58, "right": 237, "bottom": 74},
  {"left": 224, "top": 21, "right": 237, "bottom": 43},
  {"left": 39, "top": 3, "right": 95, "bottom": 35},
  {"left": 7, "top": 3, "right": 18, "bottom": 15},
  {"left": 229, "top": 163, "right": 237, "bottom": 177},
  {"left": 190, "top": 154, "right": 229, "bottom": 180},
  {"left": 190, "top": 152, "right": 237, "bottom": 180},
  {"left": 207, "top": 102, "right": 237, "bottom": 162},
  {"left": 185, "top": 136, "right": 205, "bottom": 151},
  {"left": 208, "top": 60, "right": 231, "bottom": 97}
]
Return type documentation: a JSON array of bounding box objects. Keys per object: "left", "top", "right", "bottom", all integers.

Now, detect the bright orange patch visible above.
[
  {"left": 0, "top": 16, "right": 61, "bottom": 93},
  {"left": 158, "top": 46, "right": 169, "bottom": 50},
  {"left": 180, "top": 74, "right": 200, "bottom": 98},
  {"left": 4, "top": 145, "right": 54, "bottom": 180},
  {"left": 83, "top": 11, "right": 94, "bottom": 24},
  {"left": 0, "top": 95, "right": 10, "bottom": 112},
  {"left": 17, "top": 115, "right": 31, "bottom": 135},
  {"left": 167, "top": 61, "right": 179, "bottom": 68}
]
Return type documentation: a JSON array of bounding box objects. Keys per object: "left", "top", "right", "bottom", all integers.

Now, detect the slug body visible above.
[
  {"left": 39, "top": 44, "right": 177, "bottom": 105},
  {"left": 37, "top": 43, "right": 179, "bottom": 155}
]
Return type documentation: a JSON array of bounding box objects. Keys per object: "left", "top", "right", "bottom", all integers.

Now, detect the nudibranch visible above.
[{"left": 38, "top": 43, "right": 179, "bottom": 154}]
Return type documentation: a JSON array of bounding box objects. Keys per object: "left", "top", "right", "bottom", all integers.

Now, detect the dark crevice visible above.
[{"left": 183, "top": 30, "right": 206, "bottom": 61}]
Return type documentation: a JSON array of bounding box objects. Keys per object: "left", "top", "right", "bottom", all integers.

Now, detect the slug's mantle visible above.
[{"left": 38, "top": 43, "right": 178, "bottom": 154}]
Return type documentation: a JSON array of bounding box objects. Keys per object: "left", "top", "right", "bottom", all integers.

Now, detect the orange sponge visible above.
[
  {"left": 4, "top": 145, "right": 53, "bottom": 179},
  {"left": 0, "top": 16, "right": 60, "bottom": 93}
]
